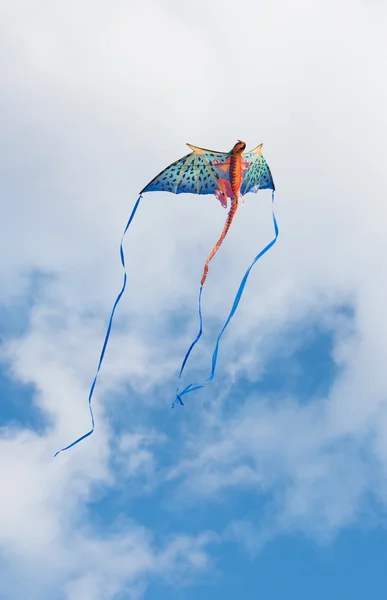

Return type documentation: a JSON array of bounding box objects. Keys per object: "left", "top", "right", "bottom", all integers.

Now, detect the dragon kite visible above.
[{"left": 55, "top": 141, "right": 278, "bottom": 456}]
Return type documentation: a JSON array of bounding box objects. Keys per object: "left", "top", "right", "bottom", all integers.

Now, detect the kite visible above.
[{"left": 54, "top": 141, "right": 278, "bottom": 456}]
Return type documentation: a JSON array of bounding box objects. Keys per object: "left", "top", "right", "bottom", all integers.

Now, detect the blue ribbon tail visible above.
[
  {"left": 175, "top": 191, "right": 278, "bottom": 404},
  {"left": 173, "top": 286, "right": 204, "bottom": 407},
  {"left": 54, "top": 194, "right": 143, "bottom": 457}
]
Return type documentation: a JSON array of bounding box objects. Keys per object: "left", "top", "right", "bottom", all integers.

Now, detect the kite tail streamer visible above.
[
  {"left": 54, "top": 194, "right": 143, "bottom": 457},
  {"left": 201, "top": 197, "right": 239, "bottom": 285},
  {"left": 175, "top": 191, "right": 278, "bottom": 406},
  {"left": 173, "top": 198, "right": 239, "bottom": 406},
  {"left": 173, "top": 285, "right": 203, "bottom": 407}
]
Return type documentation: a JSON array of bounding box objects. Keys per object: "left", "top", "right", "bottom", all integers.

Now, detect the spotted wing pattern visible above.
[
  {"left": 241, "top": 144, "right": 275, "bottom": 195},
  {"left": 141, "top": 145, "right": 230, "bottom": 196}
]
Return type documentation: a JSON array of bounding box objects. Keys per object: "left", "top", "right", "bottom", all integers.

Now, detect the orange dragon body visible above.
[{"left": 201, "top": 140, "right": 249, "bottom": 285}]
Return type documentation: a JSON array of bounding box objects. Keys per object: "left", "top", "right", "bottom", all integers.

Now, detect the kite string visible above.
[
  {"left": 54, "top": 194, "right": 142, "bottom": 457},
  {"left": 175, "top": 191, "right": 278, "bottom": 405}
]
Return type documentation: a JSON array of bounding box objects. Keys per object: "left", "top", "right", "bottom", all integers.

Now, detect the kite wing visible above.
[
  {"left": 241, "top": 144, "right": 275, "bottom": 195},
  {"left": 141, "top": 145, "right": 230, "bottom": 196}
]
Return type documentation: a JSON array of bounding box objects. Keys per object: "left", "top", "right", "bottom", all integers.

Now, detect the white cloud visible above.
[
  {"left": 0, "top": 0, "right": 387, "bottom": 595},
  {"left": 0, "top": 427, "right": 215, "bottom": 599}
]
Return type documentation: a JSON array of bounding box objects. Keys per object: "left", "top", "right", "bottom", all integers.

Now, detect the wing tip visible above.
[{"left": 247, "top": 143, "right": 263, "bottom": 154}]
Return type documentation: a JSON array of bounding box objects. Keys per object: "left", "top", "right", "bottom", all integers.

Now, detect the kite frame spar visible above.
[{"left": 54, "top": 141, "right": 278, "bottom": 456}]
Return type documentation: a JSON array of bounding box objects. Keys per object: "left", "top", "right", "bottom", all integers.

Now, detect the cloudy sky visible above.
[{"left": 1, "top": 0, "right": 387, "bottom": 598}]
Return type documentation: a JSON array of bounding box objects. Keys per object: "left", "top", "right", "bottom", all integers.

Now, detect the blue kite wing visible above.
[
  {"left": 141, "top": 145, "right": 230, "bottom": 196},
  {"left": 241, "top": 145, "right": 275, "bottom": 195}
]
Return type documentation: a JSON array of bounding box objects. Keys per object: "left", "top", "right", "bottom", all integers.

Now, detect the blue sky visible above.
[{"left": 1, "top": 0, "right": 387, "bottom": 598}]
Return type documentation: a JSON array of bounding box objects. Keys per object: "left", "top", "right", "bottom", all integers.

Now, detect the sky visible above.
[{"left": 0, "top": 0, "right": 387, "bottom": 598}]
